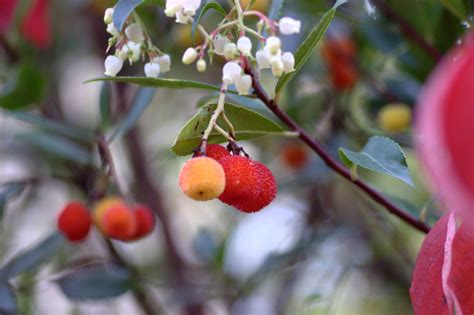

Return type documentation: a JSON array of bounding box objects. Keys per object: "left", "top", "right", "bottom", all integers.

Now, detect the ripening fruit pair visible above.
[
  {"left": 57, "top": 198, "right": 155, "bottom": 243},
  {"left": 179, "top": 144, "right": 277, "bottom": 213}
]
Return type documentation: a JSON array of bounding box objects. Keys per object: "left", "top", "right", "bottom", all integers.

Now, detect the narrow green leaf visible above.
[
  {"left": 0, "top": 183, "right": 25, "bottom": 221},
  {"left": 86, "top": 76, "right": 239, "bottom": 94},
  {"left": 56, "top": 264, "right": 133, "bottom": 300},
  {"left": 0, "top": 233, "right": 65, "bottom": 279},
  {"left": 274, "top": 1, "right": 346, "bottom": 94},
  {"left": 0, "top": 283, "right": 16, "bottom": 315},
  {"left": 338, "top": 136, "right": 414, "bottom": 187},
  {"left": 7, "top": 111, "right": 96, "bottom": 142},
  {"left": 19, "top": 133, "right": 94, "bottom": 166},
  {"left": 192, "top": 1, "right": 226, "bottom": 44},
  {"left": 108, "top": 87, "right": 156, "bottom": 142},
  {"left": 113, "top": 0, "right": 141, "bottom": 31},
  {"left": 0, "top": 63, "right": 46, "bottom": 110},
  {"left": 172, "top": 102, "right": 284, "bottom": 156},
  {"left": 99, "top": 82, "right": 112, "bottom": 130},
  {"left": 268, "top": 0, "right": 285, "bottom": 20},
  {"left": 440, "top": 0, "right": 467, "bottom": 21}
]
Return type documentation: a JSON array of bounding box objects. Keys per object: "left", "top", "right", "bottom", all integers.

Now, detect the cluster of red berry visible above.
[
  {"left": 57, "top": 198, "right": 155, "bottom": 243},
  {"left": 179, "top": 144, "right": 277, "bottom": 213}
]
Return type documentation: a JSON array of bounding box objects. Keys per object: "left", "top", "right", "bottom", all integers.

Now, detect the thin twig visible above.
[{"left": 245, "top": 65, "right": 430, "bottom": 234}]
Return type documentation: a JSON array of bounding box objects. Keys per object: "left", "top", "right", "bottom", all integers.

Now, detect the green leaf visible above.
[
  {"left": 0, "top": 63, "right": 46, "bottom": 110},
  {"left": 86, "top": 76, "right": 239, "bottom": 94},
  {"left": 274, "top": 0, "right": 346, "bottom": 95},
  {"left": 56, "top": 264, "right": 133, "bottom": 300},
  {"left": 268, "top": 0, "right": 286, "bottom": 20},
  {"left": 0, "top": 283, "right": 16, "bottom": 315},
  {"left": 99, "top": 82, "right": 112, "bottom": 130},
  {"left": 172, "top": 102, "right": 284, "bottom": 155},
  {"left": 0, "top": 183, "right": 25, "bottom": 221},
  {"left": 192, "top": 1, "right": 226, "bottom": 44},
  {"left": 7, "top": 111, "right": 96, "bottom": 142},
  {"left": 338, "top": 136, "right": 414, "bottom": 187},
  {"left": 0, "top": 233, "right": 65, "bottom": 279},
  {"left": 113, "top": 0, "right": 164, "bottom": 31},
  {"left": 19, "top": 133, "right": 94, "bottom": 166},
  {"left": 440, "top": 0, "right": 467, "bottom": 21},
  {"left": 108, "top": 87, "right": 156, "bottom": 142}
]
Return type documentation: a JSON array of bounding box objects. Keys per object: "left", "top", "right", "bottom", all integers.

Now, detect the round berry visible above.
[
  {"left": 57, "top": 201, "right": 91, "bottom": 242},
  {"left": 196, "top": 144, "right": 231, "bottom": 161},
  {"left": 281, "top": 142, "right": 309, "bottom": 169},
  {"left": 378, "top": 103, "right": 412, "bottom": 133},
  {"left": 179, "top": 157, "right": 226, "bottom": 201},
  {"left": 218, "top": 156, "right": 259, "bottom": 206},
  {"left": 131, "top": 204, "right": 155, "bottom": 240},
  {"left": 101, "top": 204, "right": 137, "bottom": 241}
]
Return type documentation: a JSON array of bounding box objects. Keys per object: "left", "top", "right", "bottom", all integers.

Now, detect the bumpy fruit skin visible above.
[
  {"left": 196, "top": 144, "right": 230, "bottom": 161},
  {"left": 57, "top": 201, "right": 91, "bottom": 242},
  {"left": 218, "top": 156, "right": 259, "bottom": 205},
  {"left": 179, "top": 157, "right": 226, "bottom": 201},
  {"left": 101, "top": 204, "right": 137, "bottom": 241},
  {"left": 234, "top": 161, "right": 277, "bottom": 213},
  {"left": 281, "top": 142, "right": 309, "bottom": 169},
  {"left": 378, "top": 103, "right": 412, "bottom": 133},
  {"left": 321, "top": 38, "right": 358, "bottom": 90},
  {"left": 131, "top": 205, "right": 155, "bottom": 240}
]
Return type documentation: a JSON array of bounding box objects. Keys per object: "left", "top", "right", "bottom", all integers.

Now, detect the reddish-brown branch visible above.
[{"left": 245, "top": 66, "right": 430, "bottom": 234}]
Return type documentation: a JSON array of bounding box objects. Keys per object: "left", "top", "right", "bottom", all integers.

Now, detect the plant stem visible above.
[{"left": 245, "top": 65, "right": 430, "bottom": 234}]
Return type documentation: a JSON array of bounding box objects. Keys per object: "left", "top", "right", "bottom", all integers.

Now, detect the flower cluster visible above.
[
  {"left": 167, "top": 0, "right": 301, "bottom": 95},
  {"left": 103, "top": 7, "right": 171, "bottom": 78}
]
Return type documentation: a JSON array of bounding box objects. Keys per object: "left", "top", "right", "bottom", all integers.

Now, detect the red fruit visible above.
[
  {"left": 102, "top": 204, "right": 137, "bottom": 241},
  {"left": 234, "top": 161, "right": 277, "bottom": 213},
  {"left": 0, "top": 0, "right": 17, "bottom": 34},
  {"left": 281, "top": 142, "right": 309, "bottom": 169},
  {"left": 57, "top": 201, "right": 91, "bottom": 242},
  {"left": 21, "top": 0, "right": 52, "bottom": 49},
  {"left": 218, "top": 156, "right": 259, "bottom": 205},
  {"left": 196, "top": 144, "right": 231, "bottom": 161},
  {"left": 321, "top": 37, "right": 358, "bottom": 90},
  {"left": 131, "top": 205, "right": 155, "bottom": 240}
]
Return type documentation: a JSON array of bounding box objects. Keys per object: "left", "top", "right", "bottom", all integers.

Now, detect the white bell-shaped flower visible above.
[
  {"left": 256, "top": 50, "right": 271, "bottom": 69},
  {"left": 104, "top": 8, "right": 114, "bottom": 24},
  {"left": 175, "top": 10, "right": 193, "bottom": 24},
  {"left": 237, "top": 36, "right": 252, "bottom": 56},
  {"left": 106, "top": 23, "right": 119, "bottom": 37},
  {"left": 282, "top": 52, "right": 295, "bottom": 73},
  {"left": 182, "top": 47, "right": 198, "bottom": 64},
  {"left": 126, "top": 42, "right": 142, "bottom": 63},
  {"left": 104, "top": 55, "right": 123, "bottom": 77},
  {"left": 125, "top": 23, "right": 145, "bottom": 43},
  {"left": 213, "top": 35, "right": 229, "bottom": 55},
  {"left": 197, "top": 59, "right": 207, "bottom": 72},
  {"left": 234, "top": 74, "right": 252, "bottom": 95},
  {"left": 222, "top": 61, "right": 242, "bottom": 84},
  {"left": 182, "top": 0, "right": 201, "bottom": 15},
  {"left": 144, "top": 62, "right": 161, "bottom": 78},
  {"left": 224, "top": 43, "right": 238, "bottom": 60},
  {"left": 266, "top": 36, "right": 281, "bottom": 55},
  {"left": 154, "top": 54, "right": 171, "bottom": 73},
  {"left": 271, "top": 58, "right": 284, "bottom": 77},
  {"left": 165, "top": 0, "right": 183, "bottom": 17},
  {"left": 279, "top": 17, "right": 301, "bottom": 35}
]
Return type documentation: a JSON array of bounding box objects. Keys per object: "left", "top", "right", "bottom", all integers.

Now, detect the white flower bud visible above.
[
  {"left": 182, "top": 0, "right": 201, "bottom": 15},
  {"left": 224, "top": 43, "right": 238, "bottom": 60},
  {"left": 279, "top": 17, "right": 301, "bottom": 35},
  {"left": 104, "top": 55, "right": 123, "bottom": 77},
  {"left": 282, "top": 52, "right": 295, "bottom": 73},
  {"left": 182, "top": 47, "right": 198, "bottom": 64},
  {"left": 234, "top": 74, "right": 252, "bottom": 95},
  {"left": 237, "top": 36, "right": 252, "bottom": 56},
  {"left": 222, "top": 61, "right": 242, "bottom": 84},
  {"left": 175, "top": 10, "right": 192, "bottom": 24},
  {"left": 106, "top": 23, "right": 119, "bottom": 37},
  {"left": 271, "top": 58, "right": 284, "bottom": 77},
  {"left": 154, "top": 54, "right": 171, "bottom": 73},
  {"left": 256, "top": 50, "right": 271, "bottom": 69},
  {"left": 125, "top": 23, "right": 145, "bottom": 43},
  {"left": 127, "top": 42, "right": 142, "bottom": 63},
  {"left": 197, "top": 59, "right": 207, "bottom": 72},
  {"left": 144, "top": 62, "right": 161, "bottom": 78},
  {"left": 213, "top": 35, "right": 229, "bottom": 55},
  {"left": 104, "top": 8, "right": 114, "bottom": 24},
  {"left": 165, "top": 0, "right": 182, "bottom": 17},
  {"left": 266, "top": 36, "right": 281, "bottom": 55}
]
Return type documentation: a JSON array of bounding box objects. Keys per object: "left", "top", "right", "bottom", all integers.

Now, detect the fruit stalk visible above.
[{"left": 246, "top": 65, "right": 431, "bottom": 234}]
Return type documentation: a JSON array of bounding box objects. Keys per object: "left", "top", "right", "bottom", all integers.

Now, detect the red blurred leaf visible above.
[
  {"left": 20, "top": 0, "right": 51, "bottom": 49},
  {"left": 0, "top": 0, "right": 17, "bottom": 34},
  {"left": 410, "top": 214, "right": 474, "bottom": 315},
  {"left": 416, "top": 32, "right": 474, "bottom": 224}
]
